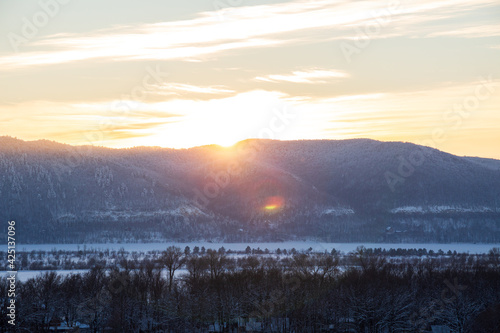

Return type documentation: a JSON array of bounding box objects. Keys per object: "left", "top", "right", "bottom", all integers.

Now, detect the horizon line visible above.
[{"left": 1, "top": 135, "right": 498, "bottom": 160}]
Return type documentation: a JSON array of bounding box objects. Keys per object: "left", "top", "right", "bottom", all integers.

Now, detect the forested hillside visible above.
[{"left": 1, "top": 137, "right": 499, "bottom": 243}]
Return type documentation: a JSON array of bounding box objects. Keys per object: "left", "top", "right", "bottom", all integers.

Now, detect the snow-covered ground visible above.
[
  {"left": 390, "top": 205, "right": 495, "bottom": 214},
  {"left": 13, "top": 242, "right": 499, "bottom": 254},
  {"left": 322, "top": 207, "right": 355, "bottom": 216},
  {"left": 7, "top": 242, "right": 499, "bottom": 282},
  {"left": 10, "top": 269, "right": 192, "bottom": 282},
  {"left": 12, "top": 270, "right": 88, "bottom": 282}
]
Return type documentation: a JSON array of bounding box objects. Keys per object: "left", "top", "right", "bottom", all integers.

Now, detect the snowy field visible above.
[
  {"left": 14, "top": 270, "right": 89, "bottom": 282},
  {"left": 13, "top": 241, "right": 499, "bottom": 254},
  {"left": 7, "top": 242, "right": 500, "bottom": 282},
  {"left": 13, "top": 269, "right": 189, "bottom": 282}
]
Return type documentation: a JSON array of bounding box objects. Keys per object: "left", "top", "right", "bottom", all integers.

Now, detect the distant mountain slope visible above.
[
  {"left": 464, "top": 156, "right": 500, "bottom": 171},
  {"left": 247, "top": 139, "right": 500, "bottom": 210},
  {"left": 0, "top": 137, "right": 499, "bottom": 243}
]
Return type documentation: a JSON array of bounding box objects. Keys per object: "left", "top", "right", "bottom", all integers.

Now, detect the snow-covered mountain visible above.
[{"left": 0, "top": 137, "right": 499, "bottom": 243}]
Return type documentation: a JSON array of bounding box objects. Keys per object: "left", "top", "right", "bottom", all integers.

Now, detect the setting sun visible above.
[{"left": 0, "top": 0, "right": 499, "bottom": 159}]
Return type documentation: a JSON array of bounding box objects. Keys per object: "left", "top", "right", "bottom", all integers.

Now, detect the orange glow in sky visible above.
[{"left": 1, "top": 1, "right": 499, "bottom": 159}]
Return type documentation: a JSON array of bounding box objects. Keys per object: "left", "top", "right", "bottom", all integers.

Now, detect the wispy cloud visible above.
[
  {"left": 0, "top": 0, "right": 497, "bottom": 70},
  {"left": 2, "top": 76, "right": 499, "bottom": 157},
  {"left": 255, "top": 69, "right": 349, "bottom": 84},
  {"left": 0, "top": 100, "right": 180, "bottom": 146},
  {"left": 151, "top": 83, "right": 235, "bottom": 95},
  {"left": 0, "top": 91, "right": 294, "bottom": 147},
  {"left": 0, "top": 38, "right": 284, "bottom": 69},
  {"left": 296, "top": 79, "right": 500, "bottom": 143},
  {"left": 426, "top": 23, "right": 500, "bottom": 38}
]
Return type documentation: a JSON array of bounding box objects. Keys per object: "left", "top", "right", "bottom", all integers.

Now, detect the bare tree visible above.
[
  {"left": 437, "top": 293, "right": 484, "bottom": 333},
  {"left": 206, "top": 249, "right": 227, "bottom": 279},
  {"left": 161, "top": 246, "right": 185, "bottom": 291}
]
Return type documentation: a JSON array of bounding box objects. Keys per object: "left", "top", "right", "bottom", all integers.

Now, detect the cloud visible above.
[
  {"left": 255, "top": 69, "right": 349, "bottom": 84},
  {"left": 0, "top": 0, "right": 497, "bottom": 70},
  {"left": 0, "top": 100, "right": 180, "bottom": 146},
  {"left": 151, "top": 83, "right": 235, "bottom": 95},
  {"left": 294, "top": 78, "right": 500, "bottom": 143},
  {"left": 426, "top": 23, "right": 500, "bottom": 38},
  {"left": 0, "top": 90, "right": 295, "bottom": 148},
  {"left": 1, "top": 77, "right": 499, "bottom": 157}
]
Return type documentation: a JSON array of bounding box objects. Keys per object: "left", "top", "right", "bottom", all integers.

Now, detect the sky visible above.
[{"left": 0, "top": 0, "right": 499, "bottom": 158}]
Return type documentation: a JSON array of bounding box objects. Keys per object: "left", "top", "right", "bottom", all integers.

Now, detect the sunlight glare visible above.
[{"left": 263, "top": 196, "right": 284, "bottom": 212}]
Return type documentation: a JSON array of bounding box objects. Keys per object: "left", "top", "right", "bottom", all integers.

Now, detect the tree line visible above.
[{"left": 1, "top": 247, "right": 499, "bottom": 332}]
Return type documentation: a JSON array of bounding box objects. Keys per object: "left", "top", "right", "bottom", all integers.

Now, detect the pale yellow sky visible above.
[{"left": 0, "top": 0, "right": 499, "bottom": 158}]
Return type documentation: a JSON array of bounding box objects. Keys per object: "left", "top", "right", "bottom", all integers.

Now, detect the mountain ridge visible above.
[{"left": 0, "top": 136, "right": 499, "bottom": 243}]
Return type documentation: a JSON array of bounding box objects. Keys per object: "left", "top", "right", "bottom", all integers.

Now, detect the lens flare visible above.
[{"left": 263, "top": 196, "right": 284, "bottom": 212}]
